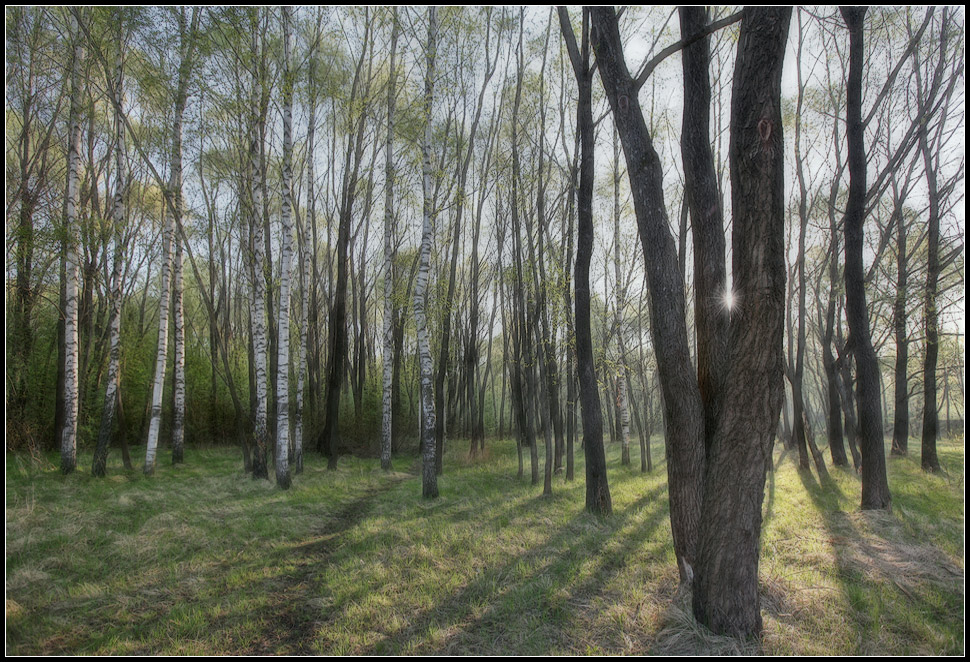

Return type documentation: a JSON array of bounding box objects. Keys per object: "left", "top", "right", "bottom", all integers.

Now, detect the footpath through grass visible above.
[{"left": 5, "top": 435, "right": 964, "bottom": 654}]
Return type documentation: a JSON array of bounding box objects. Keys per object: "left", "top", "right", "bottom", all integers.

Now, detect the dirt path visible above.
[{"left": 246, "top": 468, "right": 416, "bottom": 655}]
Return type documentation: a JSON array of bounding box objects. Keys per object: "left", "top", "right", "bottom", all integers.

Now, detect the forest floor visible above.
[{"left": 6, "top": 434, "right": 964, "bottom": 655}]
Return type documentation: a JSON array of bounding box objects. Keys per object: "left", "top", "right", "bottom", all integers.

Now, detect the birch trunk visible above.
[
  {"left": 381, "top": 8, "right": 398, "bottom": 471},
  {"left": 61, "top": 11, "right": 82, "bottom": 475},
  {"left": 172, "top": 233, "right": 185, "bottom": 463},
  {"left": 249, "top": 13, "right": 270, "bottom": 480},
  {"left": 169, "top": 8, "right": 194, "bottom": 466},
  {"left": 275, "top": 5, "right": 294, "bottom": 489},
  {"left": 144, "top": 198, "right": 173, "bottom": 475},
  {"left": 416, "top": 6, "right": 439, "bottom": 499},
  {"left": 94, "top": 18, "right": 126, "bottom": 476}
]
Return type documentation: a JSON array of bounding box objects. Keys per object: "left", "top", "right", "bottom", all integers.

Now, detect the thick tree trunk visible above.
[{"left": 692, "top": 7, "right": 791, "bottom": 638}]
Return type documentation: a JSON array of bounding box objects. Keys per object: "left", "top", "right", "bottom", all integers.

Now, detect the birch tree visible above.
[
  {"left": 144, "top": 7, "right": 200, "bottom": 474},
  {"left": 60, "top": 9, "right": 83, "bottom": 475},
  {"left": 275, "top": 5, "right": 294, "bottom": 489},
  {"left": 249, "top": 9, "right": 271, "bottom": 480},
  {"left": 416, "top": 6, "right": 439, "bottom": 499},
  {"left": 381, "top": 8, "right": 399, "bottom": 472},
  {"left": 92, "top": 9, "right": 127, "bottom": 477}
]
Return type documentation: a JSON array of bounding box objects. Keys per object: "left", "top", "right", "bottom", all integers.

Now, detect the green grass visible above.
[{"left": 6, "top": 435, "right": 964, "bottom": 654}]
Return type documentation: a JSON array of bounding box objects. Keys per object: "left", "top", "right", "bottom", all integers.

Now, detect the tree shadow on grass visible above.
[
  {"left": 357, "top": 484, "right": 670, "bottom": 655},
  {"left": 795, "top": 468, "right": 963, "bottom": 654}
]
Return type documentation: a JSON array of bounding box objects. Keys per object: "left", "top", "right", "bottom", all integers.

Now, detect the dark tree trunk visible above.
[
  {"left": 591, "top": 6, "right": 703, "bottom": 561},
  {"left": 841, "top": 6, "right": 891, "bottom": 509},
  {"left": 891, "top": 182, "right": 910, "bottom": 456},
  {"left": 559, "top": 7, "right": 611, "bottom": 516},
  {"left": 317, "top": 17, "right": 372, "bottom": 469},
  {"left": 692, "top": 7, "right": 791, "bottom": 638},
  {"left": 679, "top": 6, "right": 728, "bottom": 456},
  {"left": 822, "top": 180, "right": 849, "bottom": 467}
]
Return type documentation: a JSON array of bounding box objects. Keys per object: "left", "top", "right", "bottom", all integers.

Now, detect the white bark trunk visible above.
[
  {"left": 275, "top": 5, "right": 293, "bottom": 489},
  {"left": 94, "top": 19, "right": 126, "bottom": 476},
  {"left": 382, "top": 8, "right": 398, "bottom": 472},
  {"left": 172, "top": 233, "right": 185, "bottom": 462},
  {"left": 145, "top": 200, "right": 173, "bottom": 474},
  {"left": 61, "top": 13, "right": 82, "bottom": 475},
  {"left": 250, "top": 14, "right": 270, "bottom": 479},
  {"left": 416, "top": 7, "right": 438, "bottom": 498}
]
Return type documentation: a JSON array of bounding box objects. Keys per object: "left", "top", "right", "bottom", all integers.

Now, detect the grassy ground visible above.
[{"left": 6, "top": 434, "right": 964, "bottom": 655}]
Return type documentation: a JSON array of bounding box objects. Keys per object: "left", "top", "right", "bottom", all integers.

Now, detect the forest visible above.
[{"left": 5, "top": 5, "right": 965, "bottom": 655}]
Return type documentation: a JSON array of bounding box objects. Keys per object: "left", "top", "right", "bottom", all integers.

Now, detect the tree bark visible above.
[
  {"left": 692, "top": 7, "right": 791, "bottom": 637},
  {"left": 841, "top": 6, "right": 891, "bottom": 509},
  {"left": 275, "top": 5, "right": 294, "bottom": 490},
  {"left": 248, "top": 13, "right": 270, "bottom": 480},
  {"left": 416, "top": 6, "right": 439, "bottom": 499},
  {"left": 381, "top": 8, "right": 398, "bottom": 472},
  {"left": 61, "top": 11, "right": 83, "bottom": 475},
  {"left": 559, "top": 7, "right": 611, "bottom": 516},
  {"left": 591, "top": 5, "right": 703, "bottom": 558},
  {"left": 679, "top": 6, "right": 728, "bottom": 457}
]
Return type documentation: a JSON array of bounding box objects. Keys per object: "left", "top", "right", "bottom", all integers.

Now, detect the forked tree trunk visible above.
[
  {"left": 692, "top": 7, "right": 791, "bottom": 638},
  {"left": 679, "top": 6, "right": 728, "bottom": 457}
]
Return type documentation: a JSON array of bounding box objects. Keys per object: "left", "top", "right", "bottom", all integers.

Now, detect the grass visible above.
[{"left": 5, "top": 434, "right": 964, "bottom": 655}]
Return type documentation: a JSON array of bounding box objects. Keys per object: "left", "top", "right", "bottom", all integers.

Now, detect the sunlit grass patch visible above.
[{"left": 6, "top": 433, "right": 964, "bottom": 654}]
